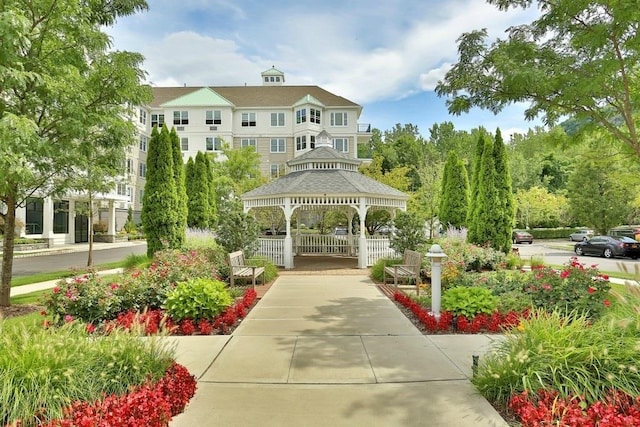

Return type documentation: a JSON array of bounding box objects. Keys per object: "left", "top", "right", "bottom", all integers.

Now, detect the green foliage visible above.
[
  {"left": 124, "top": 206, "right": 137, "bottom": 233},
  {"left": 142, "top": 126, "right": 180, "bottom": 258},
  {"left": 473, "top": 309, "right": 640, "bottom": 407},
  {"left": 466, "top": 134, "right": 485, "bottom": 243},
  {"left": 435, "top": 1, "right": 640, "bottom": 157},
  {"left": 441, "top": 286, "right": 498, "bottom": 318},
  {"left": 170, "top": 127, "right": 188, "bottom": 247},
  {"left": 390, "top": 211, "right": 427, "bottom": 254},
  {"left": 439, "top": 151, "right": 470, "bottom": 228},
  {"left": 515, "top": 187, "right": 569, "bottom": 229},
  {"left": 527, "top": 259, "right": 611, "bottom": 319},
  {"left": 371, "top": 257, "right": 402, "bottom": 282},
  {"left": 216, "top": 199, "right": 260, "bottom": 254},
  {"left": 492, "top": 129, "right": 515, "bottom": 253},
  {"left": 0, "top": 321, "right": 172, "bottom": 424},
  {"left": 186, "top": 152, "right": 211, "bottom": 229},
  {"left": 163, "top": 278, "right": 232, "bottom": 322}
]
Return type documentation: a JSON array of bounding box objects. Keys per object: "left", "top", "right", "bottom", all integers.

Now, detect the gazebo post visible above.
[
  {"left": 284, "top": 197, "right": 294, "bottom": 269},
  {"left": 357, "top": 198, "right": 368, "bottom": 269}
]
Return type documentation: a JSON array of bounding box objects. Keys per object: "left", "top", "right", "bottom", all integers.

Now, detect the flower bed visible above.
[
  {"left": 39, "top": 362, "right": 196, "bottom": 427},
  {"left": 393, "top": 291, "right": 526, "bottom": 333}
]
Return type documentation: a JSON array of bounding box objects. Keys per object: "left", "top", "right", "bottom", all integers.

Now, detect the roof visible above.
[
  {"left": 149, "top": 86, "right": 360, "bottom": 110},
  {"left": 287, "top": 146, "right": 360, "bottom": 166},
  {"left": 241, "top": 169, "right": 407, "bottom": 199},
  {"left": 160, "top": 87, "right": 233, "bottom": 107}
]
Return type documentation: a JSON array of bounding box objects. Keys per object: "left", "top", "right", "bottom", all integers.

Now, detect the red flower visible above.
[
  {"left": 588, "top": 286, "right": 596, "bottom": 294},
  {"left": 603, "top": 299, "right": 611, "bottom": 307},
  {"left": 560, "top": 270, "right": 570, "bottom": 279},
  {"left": 86, "top": 323, "right": 96, "bottom": 334}
]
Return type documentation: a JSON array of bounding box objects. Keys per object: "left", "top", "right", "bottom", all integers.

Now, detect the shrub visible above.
[
  {"left": 163, "top": 278, "right": 232, "bottom": 322},
  {"left": 525, "top": 257, "right": 611, "bottom": 319},
  {"left": 0, "top": 321, "right": 174, "bottom": 424},
  {"left": 441, "top": 286, "right": 499, "bottom": 318}
]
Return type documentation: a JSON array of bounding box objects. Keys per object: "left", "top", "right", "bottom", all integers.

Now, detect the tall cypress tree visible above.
[
  {"left": 170, "top": 127, "right": 188, "bottom": 246},
  {"left": 439, "top": 151, "right": 469, "bottom": 228},
  {"left": 492, "top": 128, "right": 515, "bottom": 252},
  {"left": 203, "top": 154, "right": 217, "bottom": 227},
  {"left": 467, "top": 135, "right": 486, "bottom": 242},
  {"left": 186, "top": 152, "right": 211, "bottom": 229},
  {"left": 185, "top": 157, "right": 198, "bottom": 227},
  {"left": 142, "top": 126, "right": 178, "bottom": 258},
  {"left": 471, "top": 137, "right": 500, "bottom": 247}
]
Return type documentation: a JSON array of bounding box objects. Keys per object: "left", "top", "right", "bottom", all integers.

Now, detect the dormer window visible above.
[{"left": 296, "top": 109, "right": 307, "bottom": 124}]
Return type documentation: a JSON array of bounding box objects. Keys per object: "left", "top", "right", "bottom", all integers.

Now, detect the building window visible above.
[
  {"left": 270, "top": 138, "right": 285, "bottom": 153},
  {"left": 241, "top": 138, "right": 257, "bottom": 149},
  {"left": 117, "top": 183, "right": 127, "bottom": 195},
  {"left": 270, "top": 164, "right": 285, "bottom": 178},
  {"left": 151, "top": 113, "right": 164, "bottom": 128},
  {"left": 126, "top": 158, "right": 134, "bottom": 175},
  {"left": 139, "top": 109, "right": 147, "bottom": 125},
  {"left": 296, "top": 109, "right": 307, "bottom": 124},
  {"left": 310, "top": 108, "right": 321, "bottom": 124},
  {"left": 139, "top": 162, "right": 147, "bottom": 178},
  {"left": 53, "top": 200, "right": 69, "bottom": 234},
  {"left": 270, "top": 112, "right": 285, "bottom": 127},
  {"left": 181, "top": 138, "right": 188, "bottom": 151},
  {"left": 206, "top": 110, "right": 222, "bottom": 125},
  {"left": 310, "top": 135, "right": 316, "bottom": 149},
  {"left": 296, "top": 135, "right": 307, "bottom": 151},
  {"left": 333, "top": 138, "right": 349, "bottom": 152},
  {"left": 25, "top": 197, "right": 43, "bottom": 235},
  {"left": 206, "top": 137, "right": 224, "bottom": 151},
  {"left": 139, "top": 189, "right": 144, "bottom": 205},
  {"left": 139, "top": 135, "right": 148, "bottom": 152},
  {"left": 173, "top": 110, "right": 189, "bottom": 125},
  {"left": 330, "top": 112, "right": 348, "bottom": 126},
  {"left": 241, "top": 112, "right": 256, "bottom": 127}
]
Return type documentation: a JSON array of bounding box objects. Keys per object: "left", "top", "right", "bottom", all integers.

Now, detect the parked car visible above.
[
  {"left": 333, "top": 227, "right": 348, "bottom": 235},
  {"left": 512, "top": 230, "right": 534, "bottom": 244},
  {"left": 568, "top": 229, "right": 594, "bottom": 242},
  {"left": 574, "top": 235, "right": 640, "bottom": 259}
]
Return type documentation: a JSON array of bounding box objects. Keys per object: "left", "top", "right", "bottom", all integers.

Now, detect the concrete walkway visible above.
[{"left": 168, "top": 274, "right": 508, "bottom": 427}]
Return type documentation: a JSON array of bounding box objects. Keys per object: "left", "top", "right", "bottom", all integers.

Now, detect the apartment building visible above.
[{"left": 128, "top": 67, "right": 372, "bottom": 211}]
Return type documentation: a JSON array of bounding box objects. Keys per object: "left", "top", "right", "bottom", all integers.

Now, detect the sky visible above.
[{"left": 106, "top": 0, "right": 544, "bottom": 139}]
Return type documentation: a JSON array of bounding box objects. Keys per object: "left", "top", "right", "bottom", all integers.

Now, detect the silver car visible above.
[{"left": 569, "top": 229, "right": 594, "bottom": 242}]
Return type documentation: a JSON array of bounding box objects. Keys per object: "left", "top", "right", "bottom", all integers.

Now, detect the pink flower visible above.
[
  {"left": 64, "top": 314, "right": 74, "bottom": 323},
  {"left": 542, "top": 284, "right": 552, "bottom": 291},
  {"left": 86, "top": 323, "right": 96, "bottom": 333},
  {"left": 110, "top": 283, "right": 119, "bottom": 290},
  {"left": 53, "top": 287, "right": 60, "bottom": 294}
]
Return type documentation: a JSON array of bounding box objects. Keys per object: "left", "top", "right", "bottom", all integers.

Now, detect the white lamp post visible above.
[{"left": 426, "top": 244, "right": 447, "bottom": 319}]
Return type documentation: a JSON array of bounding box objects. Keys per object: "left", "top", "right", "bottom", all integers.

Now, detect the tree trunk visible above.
[{"left": 1, "top": 194, "right": 18, "bottom": 307}]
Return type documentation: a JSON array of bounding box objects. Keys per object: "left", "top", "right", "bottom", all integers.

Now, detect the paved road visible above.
[
  {"left": 515, "top": 240, "right": 640, "bottom": 275},
  {"left": 9, "top": 243, "right": 147, "bottom": 277}
]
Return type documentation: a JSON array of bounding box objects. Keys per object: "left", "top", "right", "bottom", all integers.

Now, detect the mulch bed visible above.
[{"left": 0, "top": 303, "right": 45, "bottom": 319}]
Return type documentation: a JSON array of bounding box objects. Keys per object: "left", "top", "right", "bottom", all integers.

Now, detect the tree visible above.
[
  {"left": 203, "top": 154, "right": 217, "bottom": 227},
  {"left": 407, "top": 165, "right": 442, "bottom": 239},
  {"left": 216, "top": 198, "right": 260, "bottom": 254},
  {"left": 184, "top": 157, "right": 197, "bottom": 227},
  {"left": 0, "top": 0, "right": 149, "bottom": 306},
  {"left": 439, "top": 151, "right": 470, "bottom": 229},
  {"left": 492, "top": 129, "right": 515, "bottom": 252},
  {"left": 186, "top": 152, "right": 211, "bottom": 229},
  {"left": 435, "top": 0, "right": 640, "bottom": 157},
  {"left": 515, "top": 187, "right": 569, "bottom": 228},
  {"left": 390, "top": 211, "right": 427, "bottom": 255},
  {"left": 170, "top": 128, "right": 188, "bottom": 246},
  {"left": 466, "top": 134, "right": 487, "bottom": 242},
  {"left": 142, "top": 126, "right": 179, "bottom": 258},
  {"left": 470, "top": 137, "right": 500, "bottom": 248}
]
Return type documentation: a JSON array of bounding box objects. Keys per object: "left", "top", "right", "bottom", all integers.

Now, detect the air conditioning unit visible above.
[
  {"left": 209, "top": 126, "right": 217, "bottom": 131},
  {"left": 177, "top": 126, "right": 185, "bottom": 131}
]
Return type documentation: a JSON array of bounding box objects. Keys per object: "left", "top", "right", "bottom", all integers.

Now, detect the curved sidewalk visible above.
[{"left": 169, "top": 274, "right": 507, "bottom": 427}]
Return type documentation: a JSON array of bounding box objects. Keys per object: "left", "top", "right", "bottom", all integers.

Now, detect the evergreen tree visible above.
[
  {"left": 185, "top": 157, "right": 198, "bottom": 227},
  {"left": 187, "top": 152, "right": 211, "bottom": 229},
  {"left": 170, "top": 127, "right": 188, "bottom": 246},
  {"left": 439, "top": 151, "right": 469, "bottom": 228},
  {"left": 493, "top": 128, "right": 515, "bottom": 252},
  {"left": 142, "top": 126, "right": 179, "bottom": 258},
  {"left": 203, "top": 154, "right": 218, "bottom": 227},
  {"left": 472, "top": 137, "right": 501, "bottom": 248},
  {"left": 467, "top": 134, "right": 486, "bottom": 242}
]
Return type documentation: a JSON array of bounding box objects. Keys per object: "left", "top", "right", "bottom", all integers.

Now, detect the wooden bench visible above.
[
  {"left": 383, "top": 249, "right": 423, "bottom": 288},
  {"left": 228, "top": 250, "right": 265, "bottom": 288}
]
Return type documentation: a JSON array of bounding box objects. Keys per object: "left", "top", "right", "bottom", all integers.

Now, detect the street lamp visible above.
[{"left": 426, "top": 243, "right": 447, "bottom": 319}]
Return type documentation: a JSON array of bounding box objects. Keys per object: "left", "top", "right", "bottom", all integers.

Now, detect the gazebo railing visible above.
[{"left": 256, "top": 235, "right": 396, "bottom": 267}]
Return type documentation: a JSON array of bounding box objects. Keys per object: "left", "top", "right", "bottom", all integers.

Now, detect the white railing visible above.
[
  {"left": 256, "top": 235, "right": 396, "bottom": 267},
  {"left": 256, "top": 238, "right": 285, "bottom": 266},
  {"left": 295, "top": 234, "right": 356, "bottom": 256},
  {"left": 366, "top": 237, "right": 397, "bottom": 266}
]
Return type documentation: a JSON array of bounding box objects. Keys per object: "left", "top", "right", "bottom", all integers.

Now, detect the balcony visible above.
[{"left": 358, "top": 123, "right": 372, "bottom": 133}]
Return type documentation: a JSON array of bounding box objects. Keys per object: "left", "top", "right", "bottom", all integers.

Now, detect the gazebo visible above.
[{"left": 241, "top": 132, "right": 409, "bottom": 269}]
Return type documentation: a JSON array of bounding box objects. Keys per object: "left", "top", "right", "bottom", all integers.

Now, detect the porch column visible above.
[
  {"left": 357, "top": 197, "right": 368, "bottom": 268},
  {"left": 283, "top": 197, "right": 294, "bottom": 269},
  {"left": 42, "top": 197, "right": 55, "bottom": 246},
  {"left": 106, "top": 200, "right": 116, "bottom": 243}
]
